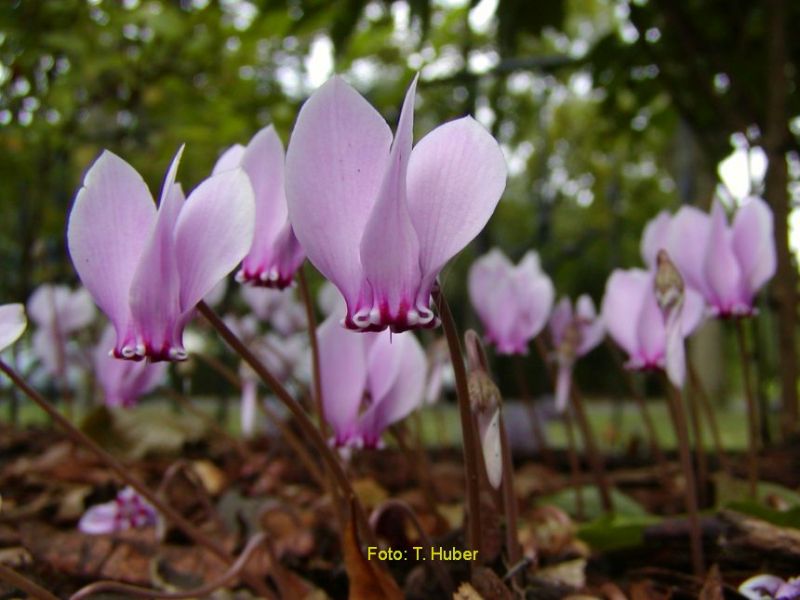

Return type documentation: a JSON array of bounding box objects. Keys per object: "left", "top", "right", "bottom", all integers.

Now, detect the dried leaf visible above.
[
  {"left": 698, "top": 565, "right": 724, "bottom": 600},
  {"left": 343, "top": 506, "right": 403, "bottom": 600},
  {"left": 472, "top": 566, "right": 512, "bottom": 600},
  {"left": 629, "top": 580, "right": 671, "bottom": 600},
  {"left": 453, "top": 582, "right": 484, "bottom": 599}
]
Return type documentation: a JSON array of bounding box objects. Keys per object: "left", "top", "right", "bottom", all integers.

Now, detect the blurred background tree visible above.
[{"left": 1, "top": 0, "right": 798, "bottom": 434}]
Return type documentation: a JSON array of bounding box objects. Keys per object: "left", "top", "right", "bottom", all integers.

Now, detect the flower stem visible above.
[
  {"left": 562, "top": 410, "right": 585, "bottom": 520},
  {"left": 735, "top": 319, "right": 760, "bottom": 499},
  {"left": 197, "top": 301, "right": 376, "bottom": 546},
  {"left": 687, "top": 361, "right": 733, "bottom": 477},
  {"left": 0, "top": 359, "right": 273, "bottom": 598},
  {"left": 499, "top": 418, "right": 522, "bottom": 578},
  {"left": 434, "top": 290, "right": 483, "bottom": 567},
  {"left": 685, "top": 381, "right": 709, "bottom": 507},
  {"left": 297, "top": 267, "right": 327, "bottom": 437},
  {"left": 663, "top": 375, "right": 705, "bottom": 577},
  {"left": 513, "top": 355, "right": 555, "bottom": 467},
  {"left": 0, "top": 563, "right": 59, "bottom": 600}
]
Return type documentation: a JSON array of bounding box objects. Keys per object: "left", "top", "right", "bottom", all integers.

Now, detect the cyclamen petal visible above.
[
  {"left": 602, "top": 268, "right": 704, "bottom": 375},
  {"left": 0, "top": 303, "right": 27, "bottom": 352},
  {"left": 233, "top": 126, "right": 306, "bottom": 289},
  {"left": 318, "top": 316, "right": 426, "bottom": 448},
  {"left": 468, "top": 248, "right": 553, "bottom": 355},
  {"left": 94, "top": 326, "right": 166, "bottom": 407},
  {"left": 287, "top": 75, "right": 506, "bottom": 333},
  {"left": 79, "top": 486, "right": 157, "bottom": 535},
  {"left": 68, "top": 148, "right": 256, "bottom": 362}
]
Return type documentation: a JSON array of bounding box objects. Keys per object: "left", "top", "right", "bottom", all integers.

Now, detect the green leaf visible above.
[
  {"left": 537, "top": 485, "right": 650, "bottom": 521},
  {"left": 578, "top": 513, "right": 661, "bottom": 552}
]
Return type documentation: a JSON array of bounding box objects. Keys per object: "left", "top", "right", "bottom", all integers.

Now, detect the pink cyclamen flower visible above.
[
  {"left": 286, "top": 75, "right": 507, "bottom": 333},
  {"left": 27, "top": 284, "right": 95, "bottom": 378},
  {"left": 601, "top": 268, "right": 705, "bottom": 386},
  {"left": 79, "top": 486, "right": 157, "bottom": 535},
  {"left": 241, "top": 285, "right": 306, "bottom": 336},
  {"left": 213, "top": 126, "right": 305, "bottom": 289},
  {"left": 468, "top": 249, "right": 554, "bottom": 354},
  {"left": 67, "top": 147, "right": 255, "bottom": 361},
  {"left": 641, "top": 197, "right": 776, "bottom": 317},
  {"left": 739, "top": 574, "right": 800, "bottom": 600},
  {"left": 94, "top": 325, "right": 166, "bottom": 408},
  {"left": 0, "top": 303, "right": 26, "bottom": 352},
  {"left": 548, "top": 295, "right": 604, "bottom": 412},
  {"left": 317, "top": 312, "right": 426, "bottom": 448}
]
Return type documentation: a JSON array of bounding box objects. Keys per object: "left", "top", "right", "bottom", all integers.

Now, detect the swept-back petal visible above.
[
  {"left": 576, "top": 295, "right": 604, "bottom": 355},
  {"left": 665, "top": 206, "right": 710, "bottom": 295},
  {"left": 364, "top": 330, "right": 405, "bottom": 402},
  {"left": 359, "top": 77, "right": 422, "bottom": 327},
  {"left": 641, "top": 210, "right": 672, "bottom": 267},
  {"left": 549, "top": 297, "right": 573, "bottom": 348},
  {"left": 212, "top": 144, "right": 245, "bottom": 175},
  {"left": 601, "top": 270, "right": 648, "bottom": 359},
  {"left": 239, "top": 126, "right": 298, "bottom": 285},
  {"left": 318, "top": 314, "right": 367, "bottom": 443},
  {"left": 359, "top": 331, "right": 426, "bottom": 446},
  {"left": 0, "top": 303, "right": 26, "bottom": 352},
  {"left": 406, "top": 116, "right": 507, "bottom": 299},
  {"left": 732, "top": 197, "right": 776, "bottom": 299},
  {"left": 513, "top": 251, "right": 554, "bottom": 344},
  {"left": 468, "top": 249, "right": 513, "bottom": 329},
  {"left": 174, "top": 168, "right": 255, "bottom": 313},
  {"left": 286, "top": 76, "right": 393, "bottom": 313},
  {"left": 681, "top": 287, "right": 706, "bottom": 336},
  {"left": 128, "top": 147, "right": 185, "bottom": 359},
  {"left": 67, "top": 151, "right": 157, "bottom": 348},
  {"left": 703, "top": 201, "right": 742, "bottom": 314}
]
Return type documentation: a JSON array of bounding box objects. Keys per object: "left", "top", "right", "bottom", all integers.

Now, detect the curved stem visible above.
[
  {"left": 562, "top": 409, "right": 585, "bottom": 520},
  {"left": 370, "top": 499, "right": 454, "bottom": 595},
  {"left": 0, "top": 359, "right": 273, "bottom": 598},
  {"left": 69, "top": 533, "right": 276, "bottom": 600},
  {"left": 297, "top": 267, "right": 327, "bottom": 437},
  {"left": 193, "top": 350, "right": 327, "bottom": 490},
  {"left": 197, "top": 301, "right": 376, "bottom": 547},
  {"left": 735, "top": 319, "right": 760, "bottom": 499},
  {"left": 0, "top": 563, "right": 59, "bottom": 600},
  {"left": 663, "top": 374, "right": 705, "bottom": 577},
  {"left": 434, "top": 291, "right": 483, "bottom": 569}
]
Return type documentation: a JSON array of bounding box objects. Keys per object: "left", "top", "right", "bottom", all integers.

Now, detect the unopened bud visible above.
[
  {"left": 654, "top": 249, "right": 684, "bottom": 314},
  {"left": 468, "top": 370, "right": 503, "bottom": 489}
]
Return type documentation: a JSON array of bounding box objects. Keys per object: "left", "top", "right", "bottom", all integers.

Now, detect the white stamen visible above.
[
  {"left": 369, "top": 307, "right": 381, "bottom": 325},
  {"left": 259, "top": 271, "right": 270, "bottom": 282},
  {"left": 268, "top": 268, "right": 279, "bottom": 281},
  {"left": 169, "top": 347, "right": 188, "bottom": 361},
  {"left": 135, "top": 343, "right": 145, "bottom": 357},
  {"left": 121, "top": 345, "right": 136, "bottom": 358},
  {"left": 406, "top": 309, "right": 419, "bottom": 326},
  {"left": 234, "top": 270, "right": 246, "bottom": 283}
]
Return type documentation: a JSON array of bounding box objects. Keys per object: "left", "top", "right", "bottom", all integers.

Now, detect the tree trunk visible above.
[{"left": 764, "top": 0, "right": 798, "bottom": 438}]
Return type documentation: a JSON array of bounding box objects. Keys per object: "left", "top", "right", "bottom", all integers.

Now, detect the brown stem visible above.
[
  {"left": 197, "top": 301, "right": 376, "bottom": 547},
  {"left": 513, "top": 355, "right": 555, "bottom": 466},
  {"left": 370, "top": 499, "right": 454, "bottom": 596},
  {"left": 735, "top": 319, "right": 760, "bottom": 499},
  {"left": 69, "top": 533, "right": 276, "bottom": 600},
  {"left": 687, "top": 361, "right": 733, "bottom": 477},
  {"left": 297, "top": 267, "right": 327, "bottom": 437},
  {"left": 562, "top": 410, "right": 585, "bottom": 520},
  {"left": 164, "top": 388, "right": 249, "bottom": 460},
  {"left": 663, "top": 375, "right": 705, "bottom": 577},
  {"left": 499, "top": 418, "right": 522, "bottom": 577},
  {"left": 685, "top": 383, "right": 709, "bottom": 508},
  {"left": 569, "top": 387, "right": 614, "bottom": 513},
  {"left": 390, "top": 423, "right": 443, "bottom": 522},
  {"left": 534, "top": 337, "right": 611, "bottom": 512},
  {"left": 434, "top": 290, "right": 483, "bottom": 569},
  {"left": 0, "top": 359, "right": 273, "bottom": 598},
  {"left": 0, "top": 563, "right": 59, "bottom": 600},
  {"left": 606, "top": 340, "right": 670, "bottom": 474},
  {"left": 192, "top": 351, "right": 327, "bottom": 490}
]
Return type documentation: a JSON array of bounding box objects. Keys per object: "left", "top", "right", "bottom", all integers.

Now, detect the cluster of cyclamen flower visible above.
[{"left": 468, "top": 195, "right": 776, "bottom": 403}]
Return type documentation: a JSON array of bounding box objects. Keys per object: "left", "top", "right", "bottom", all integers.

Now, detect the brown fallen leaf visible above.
[
  {"left": 698, "top": 565, "right": 723, "bottom": 600},
  {"left": 472, "top": 566, "right": 512, "bottom": 600},
  {"left": 629, "top": 580, "right": 672, "bottom": 600},
  {"left": 453, "top": 582, "right": 484, "bottom": 599},
  {"left": 342, "top": 504, "right": 403, "bottom": 600}
]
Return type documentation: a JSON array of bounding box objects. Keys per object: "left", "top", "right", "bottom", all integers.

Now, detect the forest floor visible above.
[{"left": 1, "top": 400, "right": 799, "bottom": 599}]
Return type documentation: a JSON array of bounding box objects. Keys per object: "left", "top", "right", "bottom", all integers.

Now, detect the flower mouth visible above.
[
  {"left": 344, "top": 299, "right": 438, "bottom": 333},
  {"left": 236, "top": 268, "right": 294, "bottom": 290},
  {"left": 113, "top": 341, "right": 187, "bottom": 362}
]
